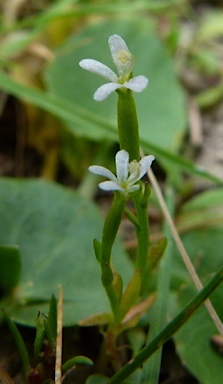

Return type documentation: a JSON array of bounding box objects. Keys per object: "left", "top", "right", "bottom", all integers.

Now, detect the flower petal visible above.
[
  {"left": 94, "top": 82, "right": 121, "bottom": 101},
  {"left": 79, "top": 59, "right": 117, "bottom": 82},
  {"left": 125, "top": 76, "right": 149, "bottom": 93},
  {"left": 115, "top": 150, "right": 129, "bottom": 182},
  {"left": 99, "top": 181, "right": 124, "bottom": 192},
  {"left": 108, "top": 35, "right": 129, "bottom": 61},
  {"left": 139, "top": 155, "right": 155, "bottom": 178},
  {"left": 88, "top": 165, "right": 117, "bottom": 182},
  {"left": 108, "top": 35, "right": 133, "bottom": 77}
]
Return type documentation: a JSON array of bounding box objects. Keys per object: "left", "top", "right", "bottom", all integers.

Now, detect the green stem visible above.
[
  {"left": 109, "top": 265, "right": 223, "bottom": 384},
  {"left": 134, "top": 185, "right": 150, "bottom": 273},
  {"left": 117, "top": 88, "right": 149, "bottom": 273},
  {"left": 124, "top": 208, "right": 139, "bottom": 229},
  {"left": 117, "top": 90, "right": 140, "bottom": 161},
  {"left": 101, "top": 193, "right": 126, "bottom": 319}
]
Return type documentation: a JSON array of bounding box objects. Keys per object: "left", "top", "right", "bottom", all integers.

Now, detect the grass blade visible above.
[{"left": 109, "top": 265, "right": 223, "bottom": 384}]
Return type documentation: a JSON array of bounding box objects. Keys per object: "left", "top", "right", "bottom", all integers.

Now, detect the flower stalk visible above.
[
  {"left": 100, "top": 192, "right": 125, "bottom": 321},
  {"left": 134, "top": 184, "right": 150, "bottom": 273},
  {"left": 117, "top": 89, "right": 140, "bottom": 161}
]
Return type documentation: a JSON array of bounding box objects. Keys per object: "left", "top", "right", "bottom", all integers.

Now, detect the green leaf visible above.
[
  {"left": 170, "top": 226, "right": 223, "bottom": 383},
  {"left": 4, "top": 311, "right": 30, "bottom": 375},
  {"left": 93, "top": 238, "right": 102, "bottom": 263},
  {"left": 86, "top": 374, "right": 108, "bottom": 384},
  {"left": 112, "top": 272, "right": 123, "bottom": 304},
  {"left": 145, "top": 237, "right": 167, "bottom": 274},
  {"left": 177, "top": 187, "right": 223, "bottom": 233},
  {"left": 120, "top": 269, "right": 141, "bottom": 319},
  {"left": 86, "top": 371, "right": 143, "bottom": 384},
  {"left": 122, "top": 369, "right": 143, "bottom": 384},
  {"left": 34, "top": 312, "right": 46, "bottom": 359},
  {"left": 44, "top": 295, "right": 57, "bottom": 350},
  {"left": 127, "top": 328, "right": 146, "bottom": 356},
  {"left": 47, "top": 295, "right": 57, "bottom": 340},
  {"left": 174, "top": 286, "right": 223, "bottom": 384},
  {"left": 196, "top": 82, "right": 223, "bottom": 108},
  {"left": 197, "top": 10, "right": 223, "bottom": 42},
  {"left": 0, "top": 245, "right": 21, "bottom": 292},
  {"left": 109, "top": 266, "right": 223, "bottom": 384},
  {"left": 0, "top": 179, "right": 132, "bottom": 326},
  {"left": 46, "top": 19, "right": 186, "bottom": 153},
  {"left": 62, "top": 355, "right": 93, "bottom": 373}
]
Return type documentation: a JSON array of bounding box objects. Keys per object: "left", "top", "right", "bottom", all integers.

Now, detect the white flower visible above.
[
  {"left": 89, "top": 150, "right": 154, "bottom": 196},
  {"left": 79, "top": 34, "right": 148, "bottom": 101}
]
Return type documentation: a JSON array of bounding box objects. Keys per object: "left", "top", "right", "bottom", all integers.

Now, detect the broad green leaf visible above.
[
  {"left": 181, "top": 188, "right": 223, "bottom": 210},
  {"left": 0, "top": 245, "right": 21, "bottom": 291},
  {"left": 0, "top": 179, "right": 132, "bottom": 326},
  {"left": 45, "top": 19, "right": 186, "bottom": 152}
]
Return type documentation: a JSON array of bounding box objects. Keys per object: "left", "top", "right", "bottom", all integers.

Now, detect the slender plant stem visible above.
[
  {"left": 143, "top": 183, "right": 174, "bottom": 384},
  {"left": 134, "top": 188, "right": 150, "bottom": 273},
  {"left": 101, "top": 193, "right": 125, "bottom": 319},
  {"left": 146, "top": 165, "right": 223, "bottom": 336},
  {"left": 117, "top": 88, "right": 150, "bottom": 278},
  {"left": 55, "top": 285, "right": 63, "bottom": 384},
  {"left": 117, "top": 90, "right": 140, "bottom": 161},
  {"left": 109, "top": 265, "right": 223, "bottom": 384}
]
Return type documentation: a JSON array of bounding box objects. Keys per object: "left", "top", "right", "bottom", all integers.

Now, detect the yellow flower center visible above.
[
  {"left": 129, "top": 161, "right": 141, "bottom": 180},
  {"left": 116, "top": 49, "right": 132, "bottom": 66},
  {"left": 115, "top": 49, "right": 134, "bottom": 83}
]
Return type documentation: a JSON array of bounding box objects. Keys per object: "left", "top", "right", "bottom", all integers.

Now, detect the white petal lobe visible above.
[
  {"left": 94, "top": 83, "right": 121, "bottom": 101},
  {"left": 79, "top": 59, "right": 117, "bottom": 81},
  {"left": 139, "top": 155, "right": 155, "bottom": 178},
  {"left": 99, "top": 181, "right": 124, "bottom": 191},
  {"left": 88, "top": 165, "right": 117, "bottom": 181},
  {"left": 108, "top": 35, "right": 129, "bottom": 61},
  {"left": 125, "top": 76, "right": 149, "bottom": 92},
  {"left": 115, "top": 150, "right": 129, "bottom": 182}
]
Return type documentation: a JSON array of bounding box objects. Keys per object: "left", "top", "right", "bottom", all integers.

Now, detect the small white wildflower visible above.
[
  {"left": 89, "top": 150, "right": 154, "bottom": 196},
  {"left": 79, "top": 34, "right": 148, "bottom": 101}
]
